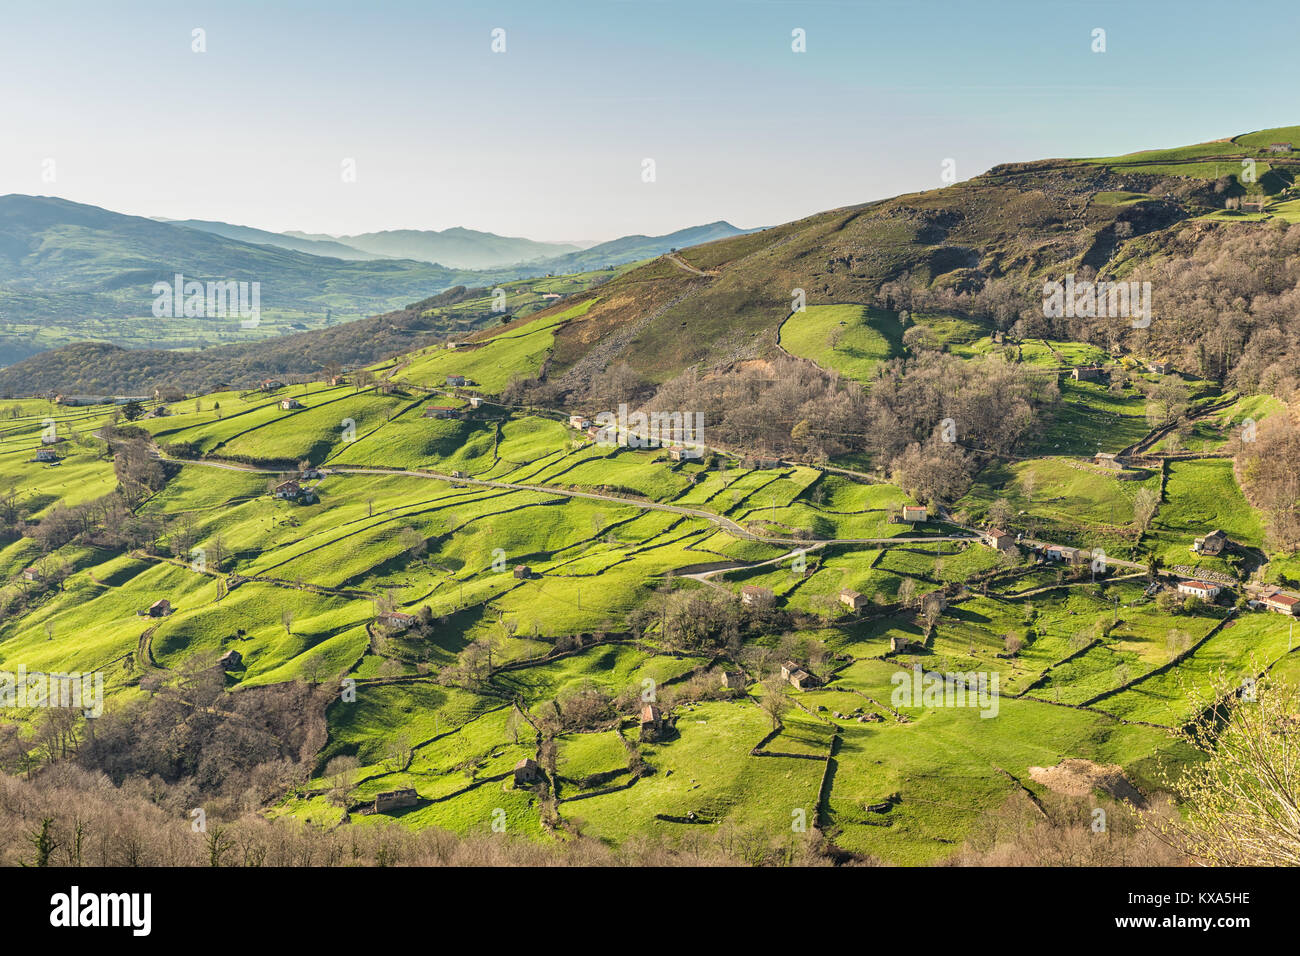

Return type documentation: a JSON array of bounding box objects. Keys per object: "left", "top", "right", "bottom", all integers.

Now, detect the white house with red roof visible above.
[{"left": 1177, "top": 580, "right": 1221, "bottom": 601}]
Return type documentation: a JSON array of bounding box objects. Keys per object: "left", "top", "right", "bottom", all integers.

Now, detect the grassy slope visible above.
[
  {"left": 3, "top": 381, "right": 1287, "bottom": 864},
  {"left": 4, "top": 128, "right": 1299, "bottom": 863},
  {"left": 778, "top": 304, "right": 903, "bottom": 382}
]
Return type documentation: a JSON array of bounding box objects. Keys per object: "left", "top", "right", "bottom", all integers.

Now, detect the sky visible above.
[{"left": 1, "top": 0, "right": 1296, "bottom": 242}]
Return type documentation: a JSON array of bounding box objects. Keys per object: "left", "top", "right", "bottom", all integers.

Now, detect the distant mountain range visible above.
[
  {"left": 159, "top": 219, "right": 382, "bottom": 261},
  {"left": 281, "top": 227, "right": 582, "bottom": 270},
  {"left": 526, "top": 222, "right": 752, "bottom": 274},
  {"left": 168, "top": 220, "right": 585, "bottom": 270},
  {"left": 0, "top": 194, "right": 478, "bottom": 364},
  {"left": 173, "top": 219, "right": 752, "bottom": 272},
  {"left": 0, "top": 194, "right": 755, "bottom": 367}
]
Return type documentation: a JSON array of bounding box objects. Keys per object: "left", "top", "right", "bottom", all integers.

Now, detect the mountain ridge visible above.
[
  {"left": 277, "top": 225, "right": 581, "bottom": 270},
  {"left": 3, "top": 125, "right": 1297, "bottom": 394}
]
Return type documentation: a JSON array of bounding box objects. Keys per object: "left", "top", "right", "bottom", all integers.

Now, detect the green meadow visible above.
[
  {"left": 779, "top": 304, "right": 903, "bottom": 382},
  {"left": 3, "top": 279, "right": 1296, "bottom": 868}
]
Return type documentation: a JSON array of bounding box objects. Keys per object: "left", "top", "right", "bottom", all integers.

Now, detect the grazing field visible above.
[
  {"left": 908, "top": 311, "right": 991, "bottom": 349},
  {"left": 960, "top": 456, "right": 1158, "bottom": 553},
  {"left": 1143, "top": 458, "right": 1266, "bottom": 568},
  {"left": 1148, "top": 393, "right": 1284, "bottom": 454},
  {"left": 779, "top": 304, "right": 903, "bottom": 381},
  {"left": 5, "top": 370, "right": 1289, "bottom": 864},
  {"left": 399, "top": 299, "right": 596, "bottom": 392},
  {"left": 1027, "top": 380, "right": 1151, "bottom": 456}
]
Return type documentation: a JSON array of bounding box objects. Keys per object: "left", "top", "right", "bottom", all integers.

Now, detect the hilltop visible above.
[
  {"left": 161, "top": 219, "right": 383, "bottom": 261},
  {"left": 527, "top": 220, "right": 754, "bottom": 274},
  {"left": 17, "top": 126, "right": 1292, "bottom": 399},
  {"left": 3, "top": 127, "right": 1298, "bottom": 410},
  {"left": 509, "top": 127, "right": 1299, "bottom": 397}
]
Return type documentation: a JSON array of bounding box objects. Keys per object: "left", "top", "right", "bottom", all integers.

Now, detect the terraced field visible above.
[{"left": 4, "top": 333, "right": 1292, "bottom": 867}]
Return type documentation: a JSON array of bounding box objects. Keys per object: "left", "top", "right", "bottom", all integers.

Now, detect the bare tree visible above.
[
  {"left": 1150, "top": 676, "right": 1300, "bottom": 865},
  {"left": 897, "top": 578, "right": 917, "bottom": 609},
  {"left": 385, "top": 734, "right": 414, "bottom": 772},
  {"left": 325, "top": 755, "right": 360, "bottom": 808},
  {"left": 986, "top": 498, "right": 1014, "bottom": 530},
  {"left": 758, "top": 675, "right": 791, "bottom": 730},
  {"left": 1132, "top": 486, "right": 1160, "bottom": 531}
]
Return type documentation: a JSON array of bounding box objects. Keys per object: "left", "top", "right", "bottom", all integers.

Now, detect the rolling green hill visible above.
[
  {"left": 0, "top": 270, "right": 623, "bottom": 395},
  {"left": 449, "top": 126, "right": 1293, "bottom": 402},
  {"left": 3, "top": 351, "right": 1285, "bottom": 864},
  {"left": 3, "top": 128, "right": 1300, "bottom": 867},
  {"left": 12, "top": 125, "right": 1298, "bottom": 402},
  {"left": 0, "top": 195, "right": 497, "bottom": 360}
]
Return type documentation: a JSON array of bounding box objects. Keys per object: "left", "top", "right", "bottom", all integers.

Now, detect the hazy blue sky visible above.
[{"left": 1, "top": 0, "right": 1294, "bottom": 241}]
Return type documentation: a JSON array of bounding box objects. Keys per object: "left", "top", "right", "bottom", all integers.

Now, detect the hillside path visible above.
[{"left": 663, "top": 252, "right": 718, "bottom": 277}]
